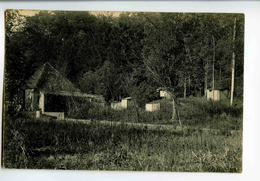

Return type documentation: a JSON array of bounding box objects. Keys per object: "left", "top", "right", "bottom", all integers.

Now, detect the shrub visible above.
[{"left": 67, "top": 100, "right": 112, "bottom": 120}]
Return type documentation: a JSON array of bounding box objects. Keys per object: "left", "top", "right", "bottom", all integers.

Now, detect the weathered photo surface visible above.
[{"left": 3, "top": 10, "right": 244, "bottom": 172}]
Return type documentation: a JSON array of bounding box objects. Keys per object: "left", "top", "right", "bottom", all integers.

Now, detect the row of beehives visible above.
[
  {"left": 111, "top": 97, "right": 133, "bottom": 110},
  {"left": 111, "top": 90, "right": 171, "bottom": 112}
]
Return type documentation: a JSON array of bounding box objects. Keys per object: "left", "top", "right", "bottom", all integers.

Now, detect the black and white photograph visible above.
[{"left": 2, "top": 10, "right": 244, "bottom": 172}]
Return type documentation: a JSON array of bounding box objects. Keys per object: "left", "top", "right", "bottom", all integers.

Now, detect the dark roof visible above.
[
  {"left": 122, "top": 97, "right": 132, "bottom": 100},
  {"left": 208, "top": 87, "right": 229, "bottom": 91},
  {"left": 24, "top": 62, "right": 82, "bottom": 95}
]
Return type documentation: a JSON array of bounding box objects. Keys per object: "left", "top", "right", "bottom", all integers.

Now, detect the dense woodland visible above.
[
  {"left": 3, "top": 11, "right": 244, "bottom": 171},
  {"left": 5, "top": 11, "right": 244, "bottom": 110}
]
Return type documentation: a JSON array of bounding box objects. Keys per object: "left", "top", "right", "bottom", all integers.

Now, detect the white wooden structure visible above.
[
  {"left": 159, "top": 90, "right": 172, "bottom": 99},
  {"left": 145, "top": 102, "right": 160, "bottom": 112},
  {"left": 111, "top": 102, "right": 122, "bottom": 110},
  {"left": 111, "top": 97, "right": 133, "bottom": 110},
  {"left": 44, "top": 112, "right": 65, "bottom": 120},
  {"left": 207, "top": 89, "right": 228, "bottom": 101},
  {"left": 121, "top": 97, "right": 132, "bottom": 109}
]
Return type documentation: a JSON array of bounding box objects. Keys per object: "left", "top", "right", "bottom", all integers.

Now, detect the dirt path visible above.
[
  {"left": 65, "top": 118, "right": 242, "bottom": 134},
  {"left": 65, "top": 118, "right": 177, "bottom": 131}
]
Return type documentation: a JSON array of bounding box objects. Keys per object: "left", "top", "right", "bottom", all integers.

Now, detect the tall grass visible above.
[
  {"left": 178, "top": 97, "right": 243, "bottom": 130},
  {"left": 3, "top": 116, "right": 242, "bottom": 172},
  {"left": 67, "top": 97, "right": 243, "bottom": 131},
  {"left": 67, "top": 99, "right": 173, "bottom": 124},
  {"left": 3, "top": 97, "right": 242, "bottom": 171}
]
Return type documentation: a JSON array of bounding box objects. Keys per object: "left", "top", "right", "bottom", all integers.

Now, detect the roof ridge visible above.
[
  {"left": 43, "top": 62, "right": 82, "bottom": 93},
  {"left": 34, "top": 63, "right": 46, "bottom": 88},
  {"left": 25, "top": 62, "right": 82, "bottom": 94}
]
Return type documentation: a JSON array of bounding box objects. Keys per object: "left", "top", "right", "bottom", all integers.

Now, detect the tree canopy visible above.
[{"left": 5, "top": 10, "right": 244, "bottom": 108}]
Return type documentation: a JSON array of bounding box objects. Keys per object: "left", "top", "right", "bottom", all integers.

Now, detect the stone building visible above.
[{"left": 22, "top": 62, "right": 104, "bottom": 119}]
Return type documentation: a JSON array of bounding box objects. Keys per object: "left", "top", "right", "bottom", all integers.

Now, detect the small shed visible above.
[
  {"left": 121, "top": 97, "right": 132, "bottom": 109},
  {"left": 111, "top": 101, "right": 122, "bottom": 110},
  {"left": 22, "top": 62, "right": 104, "bottom": 119},
  {"left": 206, "top": 88, "right": 229, "bottom": 101},
  {"left": 145, "top": 102, "right": 160, "bottom": 112},
  {"left": 157, "top": 87, "right": 172, "bottom": 100},
  {"left": 159, "top": 90, "right": 172, "bottom": 99}
]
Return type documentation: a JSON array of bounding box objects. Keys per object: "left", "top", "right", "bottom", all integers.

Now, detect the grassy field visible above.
[
  {"left": 3, "top": 97, "right": 243, "bottom": 172},
  {"left": 68, "top": 97, "right": 243, "bottom": 130},
  {"left": 3, "top": 117, "right": 242, "bottom": 172}
]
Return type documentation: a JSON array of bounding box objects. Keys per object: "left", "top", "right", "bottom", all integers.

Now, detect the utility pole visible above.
[
  {"left": 205, "top": 60, "right": 208, "bottom": 98},
  {"left": 212, "top": 35, "right": 215, "bottom": 100},
  {"left": 231, "top": 17, "right": 237, "bottom": 106},
  {"left": 184, "top": 76, "right": 186, "bottom": 98}
]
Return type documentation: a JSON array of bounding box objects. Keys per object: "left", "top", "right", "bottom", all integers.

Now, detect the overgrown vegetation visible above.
[
  {"left": 67, "top": 97, "right": 243, "bottom": 130},
  {"left": 3, "top": 10, "right": 244, "bottom": 172},
  {"left": 5, "top": 11, "right": 244, "bottom": 107},
  {"left": 3, "top": 96, "right": 243, "bottom": 172},
  {"left": 178, "top": 97, "right": 243, "bottom": 130},
  {"left": 3, "top": 116, "right": 242, "bottom": 172}
]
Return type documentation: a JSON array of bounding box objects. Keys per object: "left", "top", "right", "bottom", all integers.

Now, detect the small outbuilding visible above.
[
  {"left": 206, "top": 88, "right": 229, "bottom": 101},
  {"left": 111, "top": 101, "right": 123, "bottom": 110},
  {"left": 22, "top": 62, "right": 104, "bottom": 119},
  {"left": 145, "top": 102, "right": 160, "bottom": 112},
  {"left": 121, "top": 97, "right": 133, "bottom": 109},
  {"left": 160, "top": 90, "right": 172, "bottom": 99},
  {"left": 157, "top": 87, "right": 172, "bottom": 100},
  {"left": 111, "top": 97, "right": 133, "bottom": 110}
]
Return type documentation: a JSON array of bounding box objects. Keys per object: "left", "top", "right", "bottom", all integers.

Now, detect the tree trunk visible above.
[
  {"left": 231, "top": 17, "right": 237, "bottom": 106},
  {"left": 172, "top": 98, "right": 176, "bottom": 118},
  {"left": 188, "top": 75, "right": 191, "bottom": 96},
  {"left": 212, "top": 35, "right": 215, "bottom": 100},
  {"left": 167, "top": 90, "right": 178, "bottom": 124},
  {"left": 133, "top": 98, "right": 140, "bottom": 123},
  {"left": 204, "top": 60, "right": 208, "bottom": 97},
  {"left": 171, "top": 97, "right": 177, "bottom": 121},
  {"left": 219, "top": 67, "right": 222, "bottom": 86},
  {"left": 184, "top": 77, "right": 186, "bottom": 98},
  {"left": 172, "top": 97, "right": 182, "bottom": 126}
]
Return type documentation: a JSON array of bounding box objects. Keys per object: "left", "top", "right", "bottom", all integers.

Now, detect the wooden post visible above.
[
  {"left": 231, "top": 17, "right": 237, "bottom": 106},
  {"left": 39, "top": 92, "right": 45, "bottom": 113},
  {"left": 172, "top": 98, "right": 177, "bottom": 121},
  {"left": 219, "top": 67, "right": 222, "bottom": 85},
  {"left": 205, "top": 60, "right": 208, "bottom": 98},
  {"left": 184, "top": 77, "right": 187, "bottom": 98},
  {"left": 212, "top": 35, "right": 215, "bottom": 100}
]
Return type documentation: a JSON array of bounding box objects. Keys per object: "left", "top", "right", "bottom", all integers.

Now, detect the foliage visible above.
[
  {"left": 65, "top": 96, "right": 242, "bottom": 130},
  {"left": 3, "top": 117, "right": 242, "bottom": 172},
  {"left": 5, "top": 11, "right": 244, "bottom": 112},
  {"left": 3, "top": 11, "right": 244, "bottom": 172},
  {"left": 178, "top": 97, "right": 243, "bottom": 130}
]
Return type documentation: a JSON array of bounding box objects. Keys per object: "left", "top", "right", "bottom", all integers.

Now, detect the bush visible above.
[{"left": 67, "top": 100, "right": 112, "bottom": 120}]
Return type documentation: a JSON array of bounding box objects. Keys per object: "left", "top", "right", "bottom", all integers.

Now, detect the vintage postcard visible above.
[{"left": 2, "top": 10, "right": 244, "bottom": 172}]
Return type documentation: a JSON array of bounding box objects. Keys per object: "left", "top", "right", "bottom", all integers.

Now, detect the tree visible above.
[
  {"left": 230, "top": 17, "right": 237, "bottom": 105},
  {"left": 5, "top": 11, "right": 244, "bottom": 118},
  {"left": 141, "top": 13, "right": 184, "bottom": 122},
  {"left": 5, "top": 10, "right": 32, "bottom": 114}
]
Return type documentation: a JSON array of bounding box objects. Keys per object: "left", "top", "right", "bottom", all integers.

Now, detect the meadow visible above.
[
  {"left": 68, "top": 97, "right": 243, "bottom": 131},
  {"left": 3, "top": 97, "right": 243, "bottom": 172}
]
